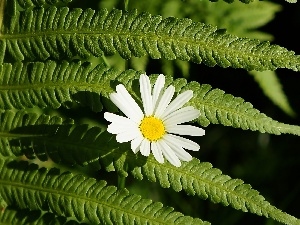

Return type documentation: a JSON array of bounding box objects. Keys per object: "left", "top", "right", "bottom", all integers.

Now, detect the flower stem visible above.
[{"left": 117, "top": 163, "right": 128, "bottom": 189}]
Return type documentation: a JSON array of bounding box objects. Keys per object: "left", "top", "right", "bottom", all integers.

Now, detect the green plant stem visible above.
[
  {"left": 123, "top": 0, "right": 129, "bottom": 11},
  {"left": 101, "top": 55, "right": 110, "bottom": 68},
  {"left": 117, "top": 163, "right": 128, "bottom": 189}
]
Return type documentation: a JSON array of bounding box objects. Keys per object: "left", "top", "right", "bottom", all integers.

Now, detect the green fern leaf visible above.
[
  {"left": 0, "top": 207, "right": 89, "bottom": 225},
  {"left": 202, "top": 0, "right": 281, "bottom": 41},
  {"left": 1, "top": 110, "right": 120, "bottom": 170},
  {"left": 1, "top": 7, "right": 300, "bottom": 71},
  {"left": 169, "top": 77, "right": 300, "bottom": 135},
  {"left": 2, "top": 115, "right": 298, "bottom": 224},
  {"left": 128, "top": 156, "right": 300, "bottom": 225},
  {"left": 0, "top": 110, "right": 73, "bottom": 158},
  {"left": 249, "top": 70, "right": 296, "bottom": 117},
  {"left": 0, "top": 159, "right": 209, "bottom": 225},
  {"left": 4, "top": 130, "right": 300, "bottom": 224},
  {"left": 16, "top": 0, "right": 72, "bottom": 8},
  {"left": 14, "top": 124, "right": 114, "bottom": 169},
  {"left": 0, "top": 61, "right": 114, "bottom": 111},
  {"left": 1, "top": 61, "right": 300, "bottom": 136}
]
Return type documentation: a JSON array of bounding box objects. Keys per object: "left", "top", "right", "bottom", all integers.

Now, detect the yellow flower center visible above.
[{"left": 139, "top": 116, "right": 166, "bottom": 141}]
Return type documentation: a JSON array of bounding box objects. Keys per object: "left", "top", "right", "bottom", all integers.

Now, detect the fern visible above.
[
  {"left": 201, "top": 0, "right": 281, "bottom": 40},
  {"left": 12, "top": 123, "right": 112, "bottom": 169},
  {"left": 0, "top": 61, "right": 113, "bottom": 111},
  {"left": 0, "top": 158, "right": 209, "bottom": 225},
  {"left": 4, "top": 121, "right": 298, "bottom": 225},
  {"left": 0, "top": 1, "right": 299, "bottom": 224},
  {"left": 167, "top": 77, "right": 300, "bottom": 135},
  {"left": 1, "top": 61, "right": 300, "bottom": 136},
  {"left": 0, "top": 207, "right": 84, "bottom": 225},
  {"left": 0, "top": 110, "right": 73, "bottom": 157},
  {"left": 16, "top": 0, "right": 73, "bottom": 8},
  {"left": 1, "top": 7, "right": 300, "bottom": 71},
  {"left": 249, "top": 70, "right": 295, "bottom": 117},
  {"left": 130, "top": 157, "right": 300, "bottom": 225}
]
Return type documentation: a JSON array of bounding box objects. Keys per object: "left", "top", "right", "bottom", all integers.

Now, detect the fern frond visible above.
[
  {"left": 1, "top": 7, "right": 300, "bottom": 71},
  {"left": 3, "top": 116, "right": 298, "bottom": 224},
  {"left": 0, "top": 110, "right": 73, "bottom": 157},
  {"left": 0, "top": 207, "right": 74, "bottom": 225},
  {"left": 1, "top": 61, "right": 300, "bottom": 136},
  {"left": 171, "top": 77, "right": 300, "bottom": 135},
  {"left": 0, "top": 61, "right": 115, "bottom": 111},
  {"left": 12, "top": 123, "right": 112, "bottom": 169},
  {"left": 0, "top": 159, "right": 209, "bottom": 225},
  {"left": 202, "top": 0, "right": 281, "bottom": 40},
  {"left": 249, "top": 70, "right": 295, "bottom": 117},
  {"left": 129, "top": 157, "right": 299, "bottom": 225},
  {"left": 16, "top": 0, "right": 72, "bottom": 8}
]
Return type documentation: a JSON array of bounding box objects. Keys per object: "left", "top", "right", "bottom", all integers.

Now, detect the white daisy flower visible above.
[{"left": 104, "top": 74, "right": 205, "bottom": 167}]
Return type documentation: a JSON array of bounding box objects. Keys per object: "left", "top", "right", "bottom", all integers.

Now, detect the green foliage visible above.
[
  {"left": 1, "top": 6, "right": 300, "bottom": 71},
  {"left": 0, "top": 0, "right": 299, "bottom": 225},
  {"left": 2, "top": 113, "right": 298, "bottom": 224},
  {"left": 249, "top": 70, "right": 295, "bottom": 117},
  {"left": 1, "top": 62, "right": 300, "bottom": 136},
  {"left": 0, "top": 207, "right": 84, "bottom": 225},
  {"left": 0, "top": 110, "right": 73, "bottom": 157},
  {"left": 122, "top": 0, "right": 281, "bottom": 41},
  {"left": 0, "top": 159, "right": 209, "bottom": 225},
  {"left": 16, "top": 0, "right": 73, "bottom": 8},
  {"left": 130, "top": 158, "right": 300, "bottom": 225},
  {"left": 199, "top": 0, "right": 281, "bottom": 40}
]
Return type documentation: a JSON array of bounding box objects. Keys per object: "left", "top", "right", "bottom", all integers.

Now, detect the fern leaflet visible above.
[
  {"left": 0, "top": 110, "right": 73, "bottom": 157},
  {"left": 249, "top": 70, "right": 295, "bottom": 117},
  {"left": 1, "top": 61, "right": 300, "bottom": 136},
  {"left": 0, "top": 207, "right": 83, "bottom": 225},
  {"left": 16, "top": 0, "right": 72, "bottom": 8},
  {"left": 1, "top": 7, "right": 300, "bottom": 71},
  {"left": 0, "top": 159, "right": 209, "bottom": 225}
]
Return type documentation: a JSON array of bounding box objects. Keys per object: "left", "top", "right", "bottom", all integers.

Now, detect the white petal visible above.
[
  {"left": 115, "top": 84, "right": 144, "bottom": 120},
  {"left": 131, "top": 134, "right": 144, "bottom": 153},
  {"left": 164, "top": 108, "right": 200, "bottom": 125},
  {"left": 107, "top": 123, "right": 136, "bottom": 134},
  {"left": 152, "top": 74, "right": 165, "bottom": 110},
  {"left": 166, "top": 125, "right": 205, "bottom": 136},
  {"left": 164, "top": 134, "right": 200, "bottom": 151},
  {"left": 163, "top": 137, "right": 192, "bottom": 161},
  {"left": 104, "top": 112, "right": 133, "bottom": 124},
  {"left": 162, "top": 106, "right": 196, "bottom": 121},
  {"left": 161, "top": 90, "right": 193, "bottom": 118},
  {"left": 157, "top": 140, "right": 181, "bottom": 167},
  {"left": 110, "top": 93, "right": 142, "bottom": 124},
  {"left": 154, "top": 85, "right": 175, "bottom": 117},
  {"left": 116, "top": 129, "right": 140, "bottom": 143},
  {"left": 151, "top": 142, "right": 164, "bottom": 163},
  {"left": 140, "top": 139, "right": 151, "bottom": 156},
  {"left": 139, "top": 74, "right": 153, "bottom": 116}
]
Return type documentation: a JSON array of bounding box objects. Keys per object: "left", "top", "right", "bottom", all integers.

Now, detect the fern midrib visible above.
[
  {"left": 0, "top": 81, "right": 110, "bottom": 91},
  {"left": 0, "top": 29, "right": 295, "bottom": 64},
  {"left": 0, "top": 132, "right": 46, "bottom": 138},
  {"left": 0, "top": 176, "right": 176, "bottom": 225}
]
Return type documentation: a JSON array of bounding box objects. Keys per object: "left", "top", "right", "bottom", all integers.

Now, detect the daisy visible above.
[{"left": 104, "top": 74, "right": 205, "bottom": 167}]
